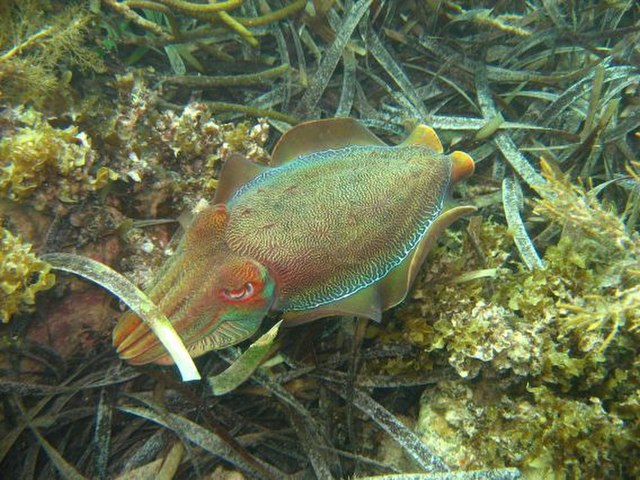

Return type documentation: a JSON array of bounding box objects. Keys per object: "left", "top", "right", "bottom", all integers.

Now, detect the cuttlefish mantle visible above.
[{"left": 113, "top": 118, "right": 475, "bottom": 365}]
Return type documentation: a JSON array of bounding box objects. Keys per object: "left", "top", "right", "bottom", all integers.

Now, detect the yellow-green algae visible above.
[
  {"left": 416, "top": 380, "right": 630, "bottom": 478},
  {"left": 0, "top": 108, "right": 115, "bottom": 209},
  {"left": 366, "top": 165, "right": 639, "bottom": 477},
  {"left": 0, "top": 227, "right": 55, "bottom": 323},
  {"left": 0, "top": 1, "right": 106, "bottom": 107}
]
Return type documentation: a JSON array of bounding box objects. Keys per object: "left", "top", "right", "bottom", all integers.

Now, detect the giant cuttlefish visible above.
[{"left": 113, "top": 118, "right": 475, "bottom": 365}]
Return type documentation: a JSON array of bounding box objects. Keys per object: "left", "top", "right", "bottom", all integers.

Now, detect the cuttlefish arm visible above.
[
  {"left": 113, "top": 205, "right": 276, "bottom": 365},
  {"left": 113, "top": 119, "right": 475, "bottom": 365}
]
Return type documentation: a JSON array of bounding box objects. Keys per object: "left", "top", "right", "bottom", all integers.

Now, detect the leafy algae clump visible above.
[
  {"left": 366, "top": 167, "right": 639, "bottom": 476},
  {"left": 0, "top": 227, "right": 55, "bottom": 323},
  {"left": 0, "top": 108, "right": 114, "bottom": 208}
]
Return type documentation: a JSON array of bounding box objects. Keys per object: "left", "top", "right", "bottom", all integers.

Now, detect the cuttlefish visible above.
[{"left": 113, "top": 118, "right": 475, "bottom": 365}]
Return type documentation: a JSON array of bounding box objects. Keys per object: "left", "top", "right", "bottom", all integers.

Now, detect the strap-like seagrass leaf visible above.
[
  {"left": 209, "top": 320, "right": 282, "bottom": 395},
  {"left": 294, "top": 0, "right": 372, "bottom": 117},
  {"left": 502, "top": 176, "right": 545, "bottom": 270},
  {"left": 354, "top": 469, "right": 522, "bottom": 479},
  {"left": 41, "top": 253, "right": 201, "bottom": 382},
  {"left": 322, "top": 382, "right": 449, "bottom": 473}
]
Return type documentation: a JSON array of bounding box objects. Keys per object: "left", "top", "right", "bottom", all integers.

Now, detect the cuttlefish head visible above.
[{"left": 113, "top": 204, "right": 276, "bottom": 365}]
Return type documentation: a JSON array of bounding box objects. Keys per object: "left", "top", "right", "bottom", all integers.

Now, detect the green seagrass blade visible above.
[{"left": 209, "top": 320, "right": 282, "bottom": 395}]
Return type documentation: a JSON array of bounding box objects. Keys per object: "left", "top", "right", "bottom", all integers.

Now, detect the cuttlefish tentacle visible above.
[
  {"left": 115, "top": 205, "right": 275, "bottom": 365},
  {"left": 113, "top": 118, "right": 475, "bottom": 365}
]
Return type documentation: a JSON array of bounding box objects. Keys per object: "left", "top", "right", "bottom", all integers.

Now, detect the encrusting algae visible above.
[{"left": 416, "top": 380, "right": 630, "bottom": 478}]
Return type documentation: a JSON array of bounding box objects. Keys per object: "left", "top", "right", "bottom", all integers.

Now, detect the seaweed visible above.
[
  {"left": 0, "top": 108, "right": 116, "bottom": 209},
  {"left": 101, "top": 0, "right": 306, "bottom": 50},
  {"left": 0, "top": 228, "right": 55, "bottom": 323},
  {"left": 0, "top": 1, "right": 106, "bottom": 108}
]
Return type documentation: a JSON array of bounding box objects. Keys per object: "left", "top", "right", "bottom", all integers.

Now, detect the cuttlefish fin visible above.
[
  {"left": 450, "top": 150, "right": 475, "bottom": 183},
  {"left": 378, "top": 205, "right": 477, "bottom": 309},
  {"left": 401, "top": 125, "right": 443, "bottom": 153},
  {"left": 282, "top": 207, "right": 476, "bottom": 326},
  {"left": 213, "top": 153, "right": 270, "bottom": 204},
  {"left": 271, "top": 118, "right": 385, "bottom": 166},
  {"left": 283, "top": 285, "right": 383, "bottom": 326}
]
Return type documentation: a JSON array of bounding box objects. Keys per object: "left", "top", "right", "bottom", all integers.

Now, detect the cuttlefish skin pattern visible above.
[
  {"left": 227, "top": 144, "right": 448, "bottom": 311},
  {"left": 113, "top": 119, "right": 475, "bottom": 365}
]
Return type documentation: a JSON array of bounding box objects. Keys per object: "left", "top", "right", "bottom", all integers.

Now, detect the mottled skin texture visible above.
[
  {"left": 113, "top": 119, "right": 475, "bottom": 365},
  {"left": 226, "top": 145, "right": 449, "bottom": 310}
]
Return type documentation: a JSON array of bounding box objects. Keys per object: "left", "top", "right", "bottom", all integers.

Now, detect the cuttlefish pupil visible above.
[{"left": 113, "top": 118, "right": 475, "bottom": 365}]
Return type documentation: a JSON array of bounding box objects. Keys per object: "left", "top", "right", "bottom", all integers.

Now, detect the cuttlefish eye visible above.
[{"left": 221, "top": 282, "right": 256, "bottom": 302}]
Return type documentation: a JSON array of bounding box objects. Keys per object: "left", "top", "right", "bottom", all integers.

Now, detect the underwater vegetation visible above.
[
  {"left": 0, "top": 0, "right": 639, "bottom": 479},
  {"left": 0, "top": 107, "right": 114, "bottom": 208},
  {"left": 369, "top": 164, "right": 640, "bottom": 476},
  {"left": 0, "top": 1, "right": 106, "bottom": 107},
  {"left": 0, "top": 228, "right": 55, "bottom": 324},
  {"left": 102, "top": 0, "right": 307, "bottom": 49}
]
